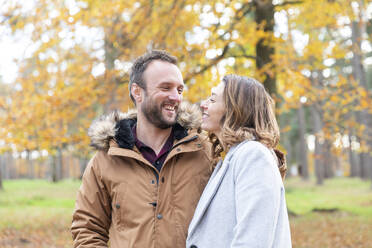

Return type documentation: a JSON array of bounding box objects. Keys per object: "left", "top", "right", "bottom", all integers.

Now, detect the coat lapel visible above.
[{"left": 188, "top": 151, "right": 233, "bottom": 237}]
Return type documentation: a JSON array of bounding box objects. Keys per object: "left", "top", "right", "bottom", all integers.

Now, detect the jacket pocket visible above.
[{"left": 112, "top": 182, "right": 128, "bottom": 231}]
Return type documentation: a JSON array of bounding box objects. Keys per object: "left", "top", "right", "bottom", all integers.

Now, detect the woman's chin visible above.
[{"left": 201, "top": 123, "right": 210, "bottom": 132}]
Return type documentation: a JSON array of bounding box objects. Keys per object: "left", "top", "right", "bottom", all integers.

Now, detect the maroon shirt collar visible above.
[{"left": 132, "top": 125, "right": 174, "bottom": 170}]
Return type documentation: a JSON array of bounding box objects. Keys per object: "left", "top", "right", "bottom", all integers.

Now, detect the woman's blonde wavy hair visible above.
[{"left": 209, "top": 74, "right": 285, "bottom": 177}]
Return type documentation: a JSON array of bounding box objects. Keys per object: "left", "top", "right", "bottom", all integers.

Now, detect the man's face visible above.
[{"left": 139, "top": 60, "right": 184, "bottom": 129}]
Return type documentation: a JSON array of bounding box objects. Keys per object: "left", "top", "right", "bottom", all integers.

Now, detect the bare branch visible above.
[
  {"left": 275, "top": 1, "right": 303, "bottom": 7},
  {"left": 184, "top": 44, "right": 230, "bottom": 84},
  {"left": 183, "top": 2, "right": 254, "bottom": 84}
]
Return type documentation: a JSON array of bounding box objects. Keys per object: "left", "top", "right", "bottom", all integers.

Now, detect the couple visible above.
[{"left": 71, "top": 50, "right": 291, "bottom": 248}]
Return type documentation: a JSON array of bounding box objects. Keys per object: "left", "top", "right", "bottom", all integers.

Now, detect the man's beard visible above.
[{"left": 141, "top": 98, "right": 178, "bottom": 129}]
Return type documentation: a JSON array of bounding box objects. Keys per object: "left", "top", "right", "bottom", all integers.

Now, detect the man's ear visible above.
[{"left": 131, "top": 83, "right": 142, "bottom": 104}]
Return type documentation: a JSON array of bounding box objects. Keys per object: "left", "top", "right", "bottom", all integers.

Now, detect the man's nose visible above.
[{"left": 168, "top": 89, "right": 182, "bottom": 102}]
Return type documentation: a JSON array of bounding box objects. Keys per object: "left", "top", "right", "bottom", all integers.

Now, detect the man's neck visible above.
[{"left": 136, "top": 114, "right": 173, "bottom": 155}]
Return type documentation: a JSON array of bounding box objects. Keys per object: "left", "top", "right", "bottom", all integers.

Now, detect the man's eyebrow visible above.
[
  {"left": 158, "top": 82, "right": 172, "bottom": 85},
  {"left": 158, "top": 82, "right": 183, "bottom": 86}
]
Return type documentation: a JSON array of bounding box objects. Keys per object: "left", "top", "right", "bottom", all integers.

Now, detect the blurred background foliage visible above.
[
  {"left": 0, "top": 0, "right": 372, "bottom": 247},
  {"left": 0, "top": 0, "right": 371, "bottom": 184}
]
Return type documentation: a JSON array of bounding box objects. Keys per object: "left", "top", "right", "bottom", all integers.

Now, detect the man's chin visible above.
[
  {"left": 162, "top": 111, "right": 177, "bottom": 122},
  {"left": 156, "top": 117, "right": 176, "bottom": 129},
  {"left": 156, "top": 122, "right": 174, "bottom": 129}
]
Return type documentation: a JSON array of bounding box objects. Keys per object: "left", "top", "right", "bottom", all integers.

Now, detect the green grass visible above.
[
  {"left": 284, "top": 176, "right": 372, "bottom": 218},
  {"left": 0, "top": 179, "right": 80, "bottom": 207},
  {"left": 0, "top": 179, "right": 81, "bottom": 229}
]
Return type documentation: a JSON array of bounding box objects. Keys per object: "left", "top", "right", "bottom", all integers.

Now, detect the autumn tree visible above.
[
  {"left": 277, "top": 0, "right": 372, "bottom": 183},
  {"left": 1, "top": 0, "right": 371, "bottom": 183}
]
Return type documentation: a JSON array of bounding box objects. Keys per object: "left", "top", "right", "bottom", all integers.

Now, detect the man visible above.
[{"left": 71, "top": 50, "right": 211, "bottom": 247}]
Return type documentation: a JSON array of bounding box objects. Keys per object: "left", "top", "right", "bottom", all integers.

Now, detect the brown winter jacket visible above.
[{"left": 71, "top": 103, "right": 212, "bottom": 248}]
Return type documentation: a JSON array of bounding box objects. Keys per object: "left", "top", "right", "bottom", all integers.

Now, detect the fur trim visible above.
[
  {"left": 88, "top": 102, "right": 202, "bottom": 150},
  {"left": 176, "top": 102, "right": 202, "bottom": 130}
]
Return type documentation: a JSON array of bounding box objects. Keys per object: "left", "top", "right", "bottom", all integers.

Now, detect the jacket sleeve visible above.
[
  {"left": 230, "top": 142, "right": 284, "bottom": 248},
  {"left": 71, "top": 152, "right": 111, "bottom": 248}
]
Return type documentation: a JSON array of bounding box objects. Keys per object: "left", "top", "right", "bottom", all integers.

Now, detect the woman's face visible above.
[{"left": 200, "top": 82, "right": 226, "bottom": 135}]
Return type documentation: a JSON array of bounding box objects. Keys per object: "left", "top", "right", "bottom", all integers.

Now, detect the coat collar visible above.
[
  {"left": 187, "top": 158, "right": 230, "bottom": 238},
  {"left": 187, "top": 141, "right": 249, "bottom": 238},
  {"left": 107, "top": 132, "right": 204, "bottom": 171},
  {"left": 114, "top": 119, "right": 188, "bottom": 150},
  {"left": 88, "top": 102, "right": 202, "bottom": 151}
]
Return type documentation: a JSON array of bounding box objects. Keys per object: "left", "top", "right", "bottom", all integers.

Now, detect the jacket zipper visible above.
[
  {"left": 147, "top": 135, "right": 198, "bottom": 186},
  {"left": 151, "top": 135, "right": 200, "bottom": 218},
  {"left": 154, "top": 135, "right": 199, "bottom": 185}
]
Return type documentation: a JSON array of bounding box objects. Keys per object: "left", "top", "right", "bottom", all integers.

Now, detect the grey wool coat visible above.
[{"left": 186, "top": 140, "right": 292, "bottom": 248}]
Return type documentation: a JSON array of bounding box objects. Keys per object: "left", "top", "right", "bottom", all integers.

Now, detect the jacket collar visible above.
[
  {"left": 114, "top": 119, "right": 188, "bottom": 150},
  {"left": 88, "top": 102, "right": 202, "bottom": 151},
  {"left": 107, "top": 132, "right": 204, "bottom": 166}
]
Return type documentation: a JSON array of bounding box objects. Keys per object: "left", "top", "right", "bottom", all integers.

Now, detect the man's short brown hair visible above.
[{"left": 129, "top": 50, "right": 178, "bottom": 103}]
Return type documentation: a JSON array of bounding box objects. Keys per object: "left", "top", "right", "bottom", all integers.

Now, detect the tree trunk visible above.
[
  {"left": 0, "top": 170, "right": 3, "bottom": 190},
  {"left": 57, "top": 147, "right": 63, "bottom": 181},
  {"left": 79, "top": 158, "right": 88, "bottom": 180},
  {"left": 348, "top": 132, "right": 359, "bottom": 177},
  {"left": 51, "top": 148, "right": 63, "bottom": 182},
  {"left": 283, "top": 134, "right": 293, "bottom": 177},
  {"left": 65, "top": 155, "right": 70, "bottom": 179},
  {"left": 26, "top": 150, "right": 34, "bottom": 179},
  {"left": 311, "top": 106, "right": 324, "bottom": 185},
  {"left": 0, "top": 157, "right": 3, "bottom": 190},
  {"left": 351, "top": 20, "right": 372, "bottom": 180},
  {"left": 314, "top": 142, "right": 324, "bottom": 185},
  {"left": 323, "top": 140, "right": 334, "bottom": 178},
  {"left": 6, "top": 152, "right": 15, "bottom": 179},
  {"left": 38, "top": 160, "right": 43, "bottom": 179},
  {"left": 103, "top": 23, "right": 120, "bottom": 113},
  {"left": 51, "top": 155, "right": 57, "bottom": 182},
  {"left": 1, "top": 154, "right": 7, "bottom": 180},
  {"left": 298, "top": 103, "right": 309, "bottom": 179},
  {"left": 0, "top": 155, "right": 3, "bottom": 178},
  {"left": 254, "top": 0, "right": 276, "bottom": 96}
]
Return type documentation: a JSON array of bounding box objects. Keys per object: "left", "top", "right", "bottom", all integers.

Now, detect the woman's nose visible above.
[{"left": 200, "top": 100, "right": 208, "bottom": 110}]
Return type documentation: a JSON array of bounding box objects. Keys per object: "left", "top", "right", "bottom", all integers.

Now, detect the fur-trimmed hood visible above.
[{"left": 88, "top": 102, "right": 202, "bottom": 150}]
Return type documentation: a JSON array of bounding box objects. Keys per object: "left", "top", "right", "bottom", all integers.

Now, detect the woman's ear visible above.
[{"left": 131, "top": 83, "right": 142, "bottom": 103}]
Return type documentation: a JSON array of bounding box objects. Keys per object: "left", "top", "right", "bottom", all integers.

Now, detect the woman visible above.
[{"left": 186, "top": 75, "right": 291, "bottom": 248}]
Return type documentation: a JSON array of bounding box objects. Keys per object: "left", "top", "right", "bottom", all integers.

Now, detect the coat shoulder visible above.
[
  {"left": 231, "top": 140, "right": 271, "bottom": 159},
  {"left": 229, "top": 141, "right": 276, "bottom": 172}
]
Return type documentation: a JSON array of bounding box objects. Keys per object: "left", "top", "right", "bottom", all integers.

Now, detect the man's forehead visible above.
[
  {"left": 145, "top": 60, "right": 178, "bottom": 71},
  {"left": 144, "top": 60, "right": 183, "bottom": 85}
]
